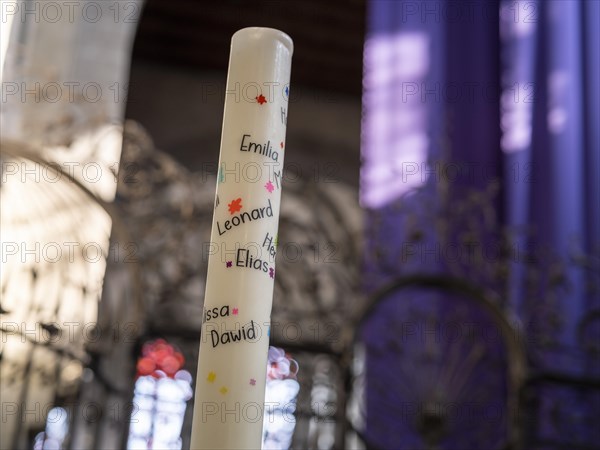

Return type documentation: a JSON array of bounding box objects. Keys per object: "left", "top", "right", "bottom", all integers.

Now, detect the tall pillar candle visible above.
[{"left": 190, "top": 28, "right": 293, "bottom": 449}]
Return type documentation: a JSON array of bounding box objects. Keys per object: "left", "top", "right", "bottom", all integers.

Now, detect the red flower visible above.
[
  {"left": 137, "top": 339, "right": 185, "bottom": 379},
  {"left": 137, "top": 357, "right": 156, "bottom": 376},
  {"left": 161, "top": 355, "right": 181, "bottom": 375}
]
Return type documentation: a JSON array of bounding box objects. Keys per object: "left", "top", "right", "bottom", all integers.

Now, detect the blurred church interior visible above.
[{"left": 1, "top": 0, "right": 598, "bottom": 449}]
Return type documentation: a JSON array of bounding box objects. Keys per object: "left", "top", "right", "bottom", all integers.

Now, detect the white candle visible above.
[{"left": 190, "top": 27, "right": 293, "bottom": 449}]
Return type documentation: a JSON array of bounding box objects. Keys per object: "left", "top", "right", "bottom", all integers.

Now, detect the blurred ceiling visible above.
[{"left": 131, "top": 0, "right": 366, "bottom": 96}]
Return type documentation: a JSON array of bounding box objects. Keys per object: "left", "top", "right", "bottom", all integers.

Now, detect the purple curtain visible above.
[{"left": 360, "top": 0, "right": 599, "bottom": 448}]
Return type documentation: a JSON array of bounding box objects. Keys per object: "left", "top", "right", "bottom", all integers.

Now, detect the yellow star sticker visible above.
[
  {"left": 207, "top": 371, "right": 216, "bottom": 383},
  {"left": 219, "top": 386, "right": 228, "bottom": 395}
]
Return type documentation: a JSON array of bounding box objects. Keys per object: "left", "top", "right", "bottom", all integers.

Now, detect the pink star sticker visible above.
[
  {"left": 265, "top": 180, "right": 274, "bottom": 193},
  {"left": 226, "top": 261, "right": 232, "bottom": 268},
  {"left": 232, "top": 308, "right": 238, "bottom": 315},
  {"left": 250, "top": 378, "right": 256, "bottom": 386}
]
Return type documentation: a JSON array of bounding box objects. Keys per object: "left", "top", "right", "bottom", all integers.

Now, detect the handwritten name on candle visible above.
[
  {"left": 203, "top": 305, "right": 260, "bottom": 348},
  {"left": 240, "top": 134, "right": 279, "bottom": 162},
  {"left": 211, "top": 320, "right": 258, "bottom": 348},
  {"left": 262, "top": 232, "right": 277, "bottom": 258},
  {"left": 216, "top": 199, "right": 273, "bottom": 236},
  {"left": 236, "top": 247, "right": 273, "bottom": 274},
  {"left": 204, "top": 305, "right": 232, "bottom": 322}
]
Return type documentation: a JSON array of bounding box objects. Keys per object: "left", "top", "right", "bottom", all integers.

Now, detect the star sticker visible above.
[
  {"left": 285, "top": 86, "right": 289, "bottom": 97},
  {"left": 267, "top": 326, "right": 270, "bottom": 337},
  {"left": 256, "top": 94, "right": 267, "bottom": 105},
  {"left": 265, "top": 180, "right": 275, "bottom": 193},
  {"left": 207, "top": 372, "right": 216, "bottom": 383},
  {"left": 226, "top": 261, "right": 232, "bottom": 268},
  {"left": 232, "top": 307, "right": 238, "bottom": 315},
  {"left": 219, "top": 386, "right": 228, "bottom": 395},
  {"left": 218, "top": 166, "right": 225, "bottom": 183},
  {"left": 274, "top": 234, "right": 279, "bottom": 247},
  {"left": 228, "top": 198, "right": 242, "bottom": 214},
  {"left": 269, "top": 267, "right": 275, "bottom": 279},
  {"left": 250, "top": 378, "right": 256, "bottom": 386},
  {"left": 280, "top": 141, "right": 284, "bottom": 149}
]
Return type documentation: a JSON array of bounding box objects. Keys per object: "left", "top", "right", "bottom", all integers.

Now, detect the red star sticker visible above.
[
  {"left": 228, "top": 198, "right": 242, "bottom": 214},
  {"left": 280, "top": 141, "right": 284, "bottom": 149},
  {"left": 256, "top": 94, "right": 267, "bottom": 105},
  {"left": 232, "top": 308, "right": 238, "bottom": 315}
]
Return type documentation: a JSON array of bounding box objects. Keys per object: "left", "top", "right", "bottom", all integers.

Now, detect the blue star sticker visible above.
[{"left": 284, "top": 86, "right": 289, "bottom": 97}]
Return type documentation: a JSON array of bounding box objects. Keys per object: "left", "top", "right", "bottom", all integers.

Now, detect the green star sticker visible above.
[
  {"left": 218, "top": 165, "right": 225, "bottom": 183},
  {"left": 274, "top": 233, "right": 279, "bottom": 247}
]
